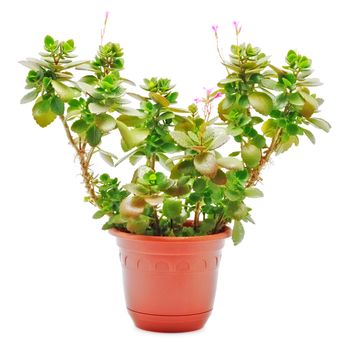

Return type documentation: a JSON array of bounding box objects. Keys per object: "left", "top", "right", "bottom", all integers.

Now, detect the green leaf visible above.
[
  {"left": 241, "top": 143, "right": 261, "bottom": 168},
  {"left": 109, "top": 214, "right": 127, "bottom": 225},
  {"left": 89, "top": 103, "right": 110, "bottom": 114},
  {"left": 149, "top": 92, "right": 170, "bottom": 107},
  {"left": 194, "top": 152, "right": 218, "bottom": 178},
  {"left": 158, "top": 111, "right": 175, "bottom": 121},
  {"left": 227, "top": 127, "right": 244, "bottom": 137},
  {"left": 309, "top": 118, "right": 331, "bottom": 133},
  {"left": 32, "top": 98, "right": 57, "bottom": 127},
  {"left": 71, "top": 119, "right": 89, "bottom": 134},
  {"left": 298, "top": 78, "right": 322, "bottom": 87},
  {"left": 21, "top": 89, "right": 40, "bottom": 104},
  {"left": 251, "top": 134, "right": 266, "bottom": 148},
  {"left": 299, "top": 90, "right": 318, "bottom": 118},
  {"left": 288, "top": 92, "right": 304, "bottom": 106},
  {"left": 93, "top": 210, "right": 105, "bottom": 219},
  {"left": 86, "top": 125, "right": 102, "bottom": 146},
  {"left": 260, "top": 78, "right": 278, "bottom": 90},
  {"left": 117, "top": 115, "right": 144, "bottom": 127},
  {"left": 276, "top": 135, "right": 299, "bottom": 154},
  {"left": 286, "top": 124, "right": 299, "bottom": 136},
  {"left": 163, "top": 199, "right": 182, "bottom": 219},
  {"left": 248, "top": 92, "right": 273, "bottom": 116},
  {"left": 51, "top": 80, "right": 80, "bottom": 102},
  {"left": 207, "top": 129, "right": 229, "bottom": 150},
  {"left": 232, "top": 220, "right": 245, "bottom": 245},
  {"left": 95, "top": 114, "right": 116, "bottom": 132},
  {"left": 44, "top": 35, "right": 55, "bottom": 50},
  {"left": 115, "top": 120, "right": 149, "bottom": 150},
  {"left": 167, "top": 92, "right": 178, "bottom": 103},
  {"left": 199, "top": 218, "right": 217, "bottom": 234},
  {"left": 127, "top": 216, "right": 150, "bottom": 234},
  {"left": 170, "top": 159, "right": 198, "bottom": 179},
  {"left": 99, "top": 151, "right": 114, "bottom": 166},
  {"left": 224, "top": 190, "right": 242, "bottom": 202},
  {"left": 63, "top": 39, "right": 74, "bottom": 52},
  {"left": 193, "top": 178, "right": 206, "bottom": 192},
  {"left": 170, "top": 131, "right": 195, "bottom": 148},
  {"left": 218, "top": 76, "right": 242, "bottom": 84},
  {"left": 302, "top": 128, "right": 316, "bottom": 144},
  {"left": 50, "top": 95, "right": 64, "bottom": 115},
  {"left": 245, "top": 187, "right": 264, "bottom": 198},
  {"left": 217, "top": 157, "right": 244, "bottom": 170},
  {"left": 262, "top": 119, "right": 278, "bottom": 138},
  {"left": 157, "top": 153, "right": 174, "bottom": 171},
  {"left": 123, "top": 183, "right": 149, "bottom": 196}
]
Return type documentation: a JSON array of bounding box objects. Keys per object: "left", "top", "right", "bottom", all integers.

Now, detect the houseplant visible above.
[{"left": 20, "top": 22, "right": 330, "bottom": 332}]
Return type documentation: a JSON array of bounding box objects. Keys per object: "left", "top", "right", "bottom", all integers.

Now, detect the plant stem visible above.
[
  {"left": 193, "top": 202, "right": 201, "bottom": 231},
  {"left": 147, "top": 153, "right": 156, "bottom": 170},
  {"left": 214, "top": 33, "right": 230, "bottom": 75},
  {"left": 59, "top": 115, "right": 98, "bottom": 205},
  {"left": 214, "top": 212, "right": 224, "bottom": 233},
  {"left": 153, "top": 207, "right": 161, "bottom": 236},
  {"left": 246, "top": 128, "right": 282, "bottom": 187},
  {"left": 169, "top": 218, "right": 175, "bottom": 237}
]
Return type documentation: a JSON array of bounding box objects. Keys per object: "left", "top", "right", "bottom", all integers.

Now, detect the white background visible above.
[{"left": 1, "top": 0, "right": 349, "bottom": 349}]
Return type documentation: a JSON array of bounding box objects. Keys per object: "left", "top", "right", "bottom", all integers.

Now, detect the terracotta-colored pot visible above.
[{"left": 109, "top": 226, "right": 231, "bottom": 332}]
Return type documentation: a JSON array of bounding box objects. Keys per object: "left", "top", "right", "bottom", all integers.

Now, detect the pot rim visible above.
[{"left": 109, "top": 225, "right": 231, "bottom": 242}]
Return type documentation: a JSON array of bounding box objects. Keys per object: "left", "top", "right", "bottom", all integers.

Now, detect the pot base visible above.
[{"left": 128, "top": 308, "right": 212, "bottom": 333}]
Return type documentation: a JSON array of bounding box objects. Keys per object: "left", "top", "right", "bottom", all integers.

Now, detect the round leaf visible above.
[
  {"left": 194, "top": 152, "right": 217, "bottom": 178},
  {"left": 127, "top": 216, "right": 150, "bottom": 234},
  {"left": 245, "top": 187, "right": 264, "bottom": 198},
  {"left": 115, "top": 120, "right": 149, "bottom": 150},
  {"left": 212, "top": 169, "right": 227, "bottom": 185},
  {"left": 163, "top": 199, "right": 182, "bottom": 219},
  {"left": 248, "top": 92, "right": 273, "bottom": 116},
  {"left": 241, "top": 143, "right": 261, "bottom": 168},
  {"left": 86, "top": 125, "right": 102, "bottom": 147},
  {"left": 71, "top": 119, "right": 89, "bottom": 134},
  {"left": 51, "top": 80, "right": 80, "bottom": 102},
  {"left": 262, "top": 119, "right": 278, "bottom": 138},
  {"left": 50, "top": 95, "right": 64, "bottom": 115},
  {"left": 232, "top": 220, "right": 245, "bottom": 245},
  {"left": 193, "top": 178, "right": 206, "bottom": 192},
  {"left": 32, "top": 98, "right": 57, "bottom": 128},
  {"left": 95, "top": 114, "right": 116, "bottom": 132},
  {"left": 120, "top": 196, "right": 146, "bottom": 218}
]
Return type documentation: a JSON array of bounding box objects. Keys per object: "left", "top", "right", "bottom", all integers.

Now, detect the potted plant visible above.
[{"left": 20, "top": 22, "right": 330, "bottom": 332}]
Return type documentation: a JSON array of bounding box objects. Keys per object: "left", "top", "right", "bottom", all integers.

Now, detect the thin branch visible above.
[
  {"left": 59, "top": 115, "right": 79, "bottom": 154},
  {"left": 59, "top": 115, "right": 98, "bottom": 205},
  {"left": 246, "top": 128, "right": 282, "bottom": 187}
]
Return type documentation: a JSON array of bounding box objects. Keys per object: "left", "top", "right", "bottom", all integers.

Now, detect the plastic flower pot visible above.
[{"left": 109, "top": 225, "right": 231, "bottom": 332}]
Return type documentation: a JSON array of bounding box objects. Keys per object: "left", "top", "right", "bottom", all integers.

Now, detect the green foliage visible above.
[
  {"left": 21, "top": 29, "right": 329, "bottom": 245},
  {"left": 163, "top": 199, "right": 182, "bottom": 219},
  {"left": 93, "top": 174, "right": 129, "bottom": 229}
]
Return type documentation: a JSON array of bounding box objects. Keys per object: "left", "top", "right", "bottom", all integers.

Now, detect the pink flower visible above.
[
  {"left": 214, "top": 92, "right": 223, "bottom": 99},
  {"left": 233, "top": 20, "right": 242, "bottom": 35},
  {"left": 194, "top": 97, "right": 202, "bottom": 104},
  {"left": 211, "top": 24, "right": 218, "bottom": 35},
  {"left": 205, "top": 87, "right": 213, "bottom": 95}
]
